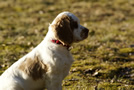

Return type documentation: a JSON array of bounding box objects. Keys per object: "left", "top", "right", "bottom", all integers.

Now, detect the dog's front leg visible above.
[
  {"left": 46, "top": 75, "right": 63, "bottom": 90},
  {"left": 46, "top": 82, "right": 62, "bottom": 90}
]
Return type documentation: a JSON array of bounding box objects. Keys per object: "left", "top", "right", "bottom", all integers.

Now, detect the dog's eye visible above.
[
  {"left": 71, "top": 21, "right": 78, "bottom": 30},
  {"left": 73, "top": 21, "right": 78, "bottom": 29}
]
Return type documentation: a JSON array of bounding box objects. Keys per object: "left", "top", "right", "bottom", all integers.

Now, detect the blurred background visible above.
[{"left": 0, "top": 0, "right": 134, "bottom": 89}]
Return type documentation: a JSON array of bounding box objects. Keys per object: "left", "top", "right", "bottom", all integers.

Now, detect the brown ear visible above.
[{"left": 51, "top": 15, "right": 73, "bottom": 45}]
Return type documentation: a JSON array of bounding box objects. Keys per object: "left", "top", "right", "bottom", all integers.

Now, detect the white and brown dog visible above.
[{"left": 0, "top": 12, "right": 89, "bottom": 90}]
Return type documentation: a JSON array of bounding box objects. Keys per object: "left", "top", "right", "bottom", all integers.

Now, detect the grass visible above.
[{"left": 0, "top": 0, "right": 134, "bottom": 89}]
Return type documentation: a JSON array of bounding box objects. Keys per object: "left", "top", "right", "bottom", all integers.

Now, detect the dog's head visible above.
[{"left": 49, "top": 12, "right": 89, "bottom": 45}]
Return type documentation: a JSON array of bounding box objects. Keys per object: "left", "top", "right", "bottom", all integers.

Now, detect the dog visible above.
[{"left": 0, "top": 11, "right": 89, "bottom": 90}]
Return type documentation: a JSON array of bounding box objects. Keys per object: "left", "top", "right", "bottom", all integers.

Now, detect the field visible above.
[{"left": 0, "top": 0, "right": 134, "bottom": 89}]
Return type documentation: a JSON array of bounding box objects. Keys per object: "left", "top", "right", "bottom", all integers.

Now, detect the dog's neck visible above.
[
  {"left": 45, "top": 28, "right": 71, "bottom": 50},
  {"left": 51, "top": 39, "right": 71, "bottom": 50}
]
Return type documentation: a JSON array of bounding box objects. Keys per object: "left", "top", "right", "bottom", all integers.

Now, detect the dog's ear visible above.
[{"left": 51, "top": 15, "right": 73, "bottom": 45}]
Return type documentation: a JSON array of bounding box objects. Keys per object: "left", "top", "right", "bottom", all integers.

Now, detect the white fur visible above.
[{"left": 0, "top": 12, "right": 88, "bottom": 90}]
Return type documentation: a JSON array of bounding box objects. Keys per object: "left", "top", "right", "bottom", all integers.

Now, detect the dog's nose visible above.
[
  {"left": 82, "top": 27, "right": 89, "bottom": 39},
  {"left": 83, "top": 27, "right": 89, "bottom": 33}
]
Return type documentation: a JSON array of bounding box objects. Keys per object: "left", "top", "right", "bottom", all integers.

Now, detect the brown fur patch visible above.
[
  {"left": 51, "top": 15, "right": 75, "bottom": 45},
  {"left": 19, "top": 55, "right": 47, "bottom": 80}
]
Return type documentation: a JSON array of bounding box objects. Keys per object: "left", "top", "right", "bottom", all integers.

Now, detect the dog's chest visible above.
[
  {"left": 43, "top": 47, "right": 74, "bottom": 76},
  {"left": 52, "top": 50, "right": 73, "bottom": 71}
]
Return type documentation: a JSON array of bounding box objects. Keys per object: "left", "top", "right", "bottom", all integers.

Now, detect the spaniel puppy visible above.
[{"left": 0, "top": 11, "right": 89, "bottom": 90}]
